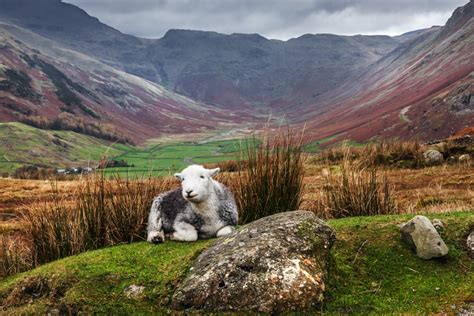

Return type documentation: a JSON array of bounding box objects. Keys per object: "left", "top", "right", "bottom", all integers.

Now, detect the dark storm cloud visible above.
[{"left": 64, "top": 0, "right": 468, "bottom": 39}]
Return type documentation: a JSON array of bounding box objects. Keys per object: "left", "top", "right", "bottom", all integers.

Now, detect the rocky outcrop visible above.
[
  {"left": 172, "top": 211, "right": 336, "bottom": 314},
  {"left": 400, "top": 215, "right": 449, "bottom": 259}
]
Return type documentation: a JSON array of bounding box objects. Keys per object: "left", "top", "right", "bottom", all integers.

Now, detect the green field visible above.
[
  {"left": 103, "top": 139, "right": 253, "bottom": 177},
  {"left": 1, "top": 122, "right": 363, "bottom": 177}
]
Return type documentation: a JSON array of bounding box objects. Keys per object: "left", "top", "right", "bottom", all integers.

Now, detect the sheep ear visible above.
[
  {"left": 175, "top": 173, "right": 182, "bottom": 180},
  {"left": 208, "top": 168, "right": 220, "bottom": 177}
]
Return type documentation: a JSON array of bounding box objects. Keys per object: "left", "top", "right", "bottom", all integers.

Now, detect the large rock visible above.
[
  {"left": 400, "top": 215, "right": 448, "bottom": 259},
  {"left": 172, "top": 211, "right": 336, "bottom": 313},
  {"left": 423, "top": 149, "right": 444, "bottom": 165}
]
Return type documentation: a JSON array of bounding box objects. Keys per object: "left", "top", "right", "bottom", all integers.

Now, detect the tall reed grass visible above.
[
  {"left": 313, "top": 152, "right": 397, "bottom": 219},
  {"left": 234, "top": 129, "right": 305, "bottom": 224},
  {"left": 0, "top": 174, "right": 176, "bottom": 276}
]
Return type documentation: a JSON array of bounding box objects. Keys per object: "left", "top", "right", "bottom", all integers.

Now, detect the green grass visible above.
[
  {"left": 0, "top": 123, "right": 255, "bottom": 176},
  {"left": 104, "top": 139, "right": 255, "bottom": 177},
  {"left": 338, "top": 139, "right": 367, "bottom": 147},
  {"left": 304, "top": 135, "right": 338, "bottom": 153},
  {"left": 0, "top": 240, "right": 212, "bottom": 314},
  {"left": 323, "top": 211, "right": 474, "bottom": 314},
  {"left": 0, "top": 122, "right": 125, "bottom": 173},
  {"left": 1, "top": 212, "right": 472, "bottom": 314}
]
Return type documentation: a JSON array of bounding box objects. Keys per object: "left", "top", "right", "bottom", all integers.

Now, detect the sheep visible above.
[{"left": 147, "top": 164, "right": 238, "bottom": 243}]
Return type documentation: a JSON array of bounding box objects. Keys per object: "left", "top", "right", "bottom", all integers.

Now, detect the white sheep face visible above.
[{"left": 175, "top": 165, "right": 220, "bottom": 203}]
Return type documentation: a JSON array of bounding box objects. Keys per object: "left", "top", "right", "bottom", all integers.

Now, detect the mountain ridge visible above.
[{"left": 0, "top": 0, "right": 472, "bottom": 142}]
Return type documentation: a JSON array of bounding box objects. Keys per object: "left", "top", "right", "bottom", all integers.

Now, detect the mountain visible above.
[
  {"left": 146, "top": 31, "right": 400, "bottom": 108},
  {"left": 0, "top": 0, "right": 472, "bottom": 143},
  {"left": 0, "top": 0, "right": 402, "bottom": 108},
  {"left": 299, "top": 0, "right": 474, "bottom": 142},
  {"left": 0, "top": 22, "right": 248, "bottom": 142}
]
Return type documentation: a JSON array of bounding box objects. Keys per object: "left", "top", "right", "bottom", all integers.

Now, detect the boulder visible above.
[
  {"left": 172, "top": 211, "right": 336, "bottom": 314},
  {"left": 423, "top": 149, "right": 444, "bottom": 165},
  {"left": 400, "top": 215, "right": 448, "bottom": 259}
]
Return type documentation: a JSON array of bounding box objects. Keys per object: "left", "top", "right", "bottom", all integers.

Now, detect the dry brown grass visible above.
[
  {"left": 309, "top": 154, "right": 397, "bottom": 219},
  {"left": 0, "top": 174, "right": 177, "bottom": 277},
  {"left": 302, "top": 164, "right": 474, "bottom": 215},
  {"left": 313, "top": 140, "right": 426, "bottom": 168}
]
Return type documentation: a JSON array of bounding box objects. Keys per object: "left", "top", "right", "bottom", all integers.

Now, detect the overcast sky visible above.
[{"left": 64, "top": 0, "right": 468, "bottom": 40}]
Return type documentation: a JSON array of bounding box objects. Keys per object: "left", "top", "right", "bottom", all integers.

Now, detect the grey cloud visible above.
[{"left": 64, "top": 0, "right": 468, "bottom": 39}]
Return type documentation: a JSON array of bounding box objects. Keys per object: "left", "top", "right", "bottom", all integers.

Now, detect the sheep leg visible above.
[
  {"left": 147, "top": 198, "right": 165, "bottom": 243},
  {"left": 147, "top": 229, "right": 165, "bottom": 244},
  {"left": 171, "top": 222, "right": 198, "bottom": 242},
  {"left": 216, "top": 225, "right": 234, "bottom": 237}
]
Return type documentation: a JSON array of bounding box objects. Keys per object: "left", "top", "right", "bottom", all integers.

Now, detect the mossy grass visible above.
[
  {"left": 323, "top": 211, "right": 474, "bottom": 314},
  {"left": 0, "top": 212, "right": 472, "bottom": 314},
  {"left": 0, "top": 240, "right": 212, "bottom": 314}
]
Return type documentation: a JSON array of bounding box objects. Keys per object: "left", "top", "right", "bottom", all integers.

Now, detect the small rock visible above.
[
  {"left": 124, "top": 284, "right": 145, "bottom": 299},
  {"left": 432, "top": 219, "right": 444, "bottom": 231},
  {"left": 458, "top": 302, "right": 474, "bottom": 316},
  {"left": 172, "top": 211, "right": 336, "bottom": 313},
  {"left": 458, "top": 154, "right": 471, "bottom": 163},
  {"left": 400, "top": 215, "right": 448, "bottom": 259},
  {"left": 423, "top": 150, "right": 444, "bottom": 165},
  {"left": 467, "top": 231, "right": 474, "bottom": 258}
]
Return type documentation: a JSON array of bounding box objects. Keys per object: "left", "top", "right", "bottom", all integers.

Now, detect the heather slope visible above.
[
  {"left": 0, "top": 0, "right": 472, "bottom": 142},
  {"left": 0, "top": 0, "right": 401, "bottom": 108},
  {"left": 301, "top": 1, "right": 474, "bottom": 142}
]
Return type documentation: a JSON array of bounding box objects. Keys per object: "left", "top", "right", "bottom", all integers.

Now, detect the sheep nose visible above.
[{"left": 186, "top": 190, "right": 193, "bottom": 195}]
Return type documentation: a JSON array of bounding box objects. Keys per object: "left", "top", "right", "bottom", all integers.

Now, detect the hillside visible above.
[
  {"left": 0, "top": 22, "right": 250, "bottom": 142},
  {"left": 0, "top": 212, "right": 472, "bottom": 314},
  {"left": 0, "top": 0, "right": 401, "bottom": 108},
  {"left": 0, "top": 122, "right": 129, "bottom": 173},
  {"left": 300, "top": 0, "right": 474, "bottom": 143}
]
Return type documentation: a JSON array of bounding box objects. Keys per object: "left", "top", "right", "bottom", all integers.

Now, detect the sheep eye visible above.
[{"left": 200, "top": 175, "right": 205, "bottom": 179}]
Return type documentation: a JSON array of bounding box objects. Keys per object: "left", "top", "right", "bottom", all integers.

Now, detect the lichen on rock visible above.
[{"left": 172, "top": 210, "right": 336, "bottom": 313}]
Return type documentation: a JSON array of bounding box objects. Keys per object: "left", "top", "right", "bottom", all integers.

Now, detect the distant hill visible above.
[{"left": 0, "top": 0, "right": 401, "bottom": 108}]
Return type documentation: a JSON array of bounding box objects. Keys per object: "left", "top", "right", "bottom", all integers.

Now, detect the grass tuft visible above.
[
  {"left": 235, "top": 129, "right": 305, "bottom": 224},
  {"left": 313, "top": 152, "right": 397, "bottom": 219}
]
